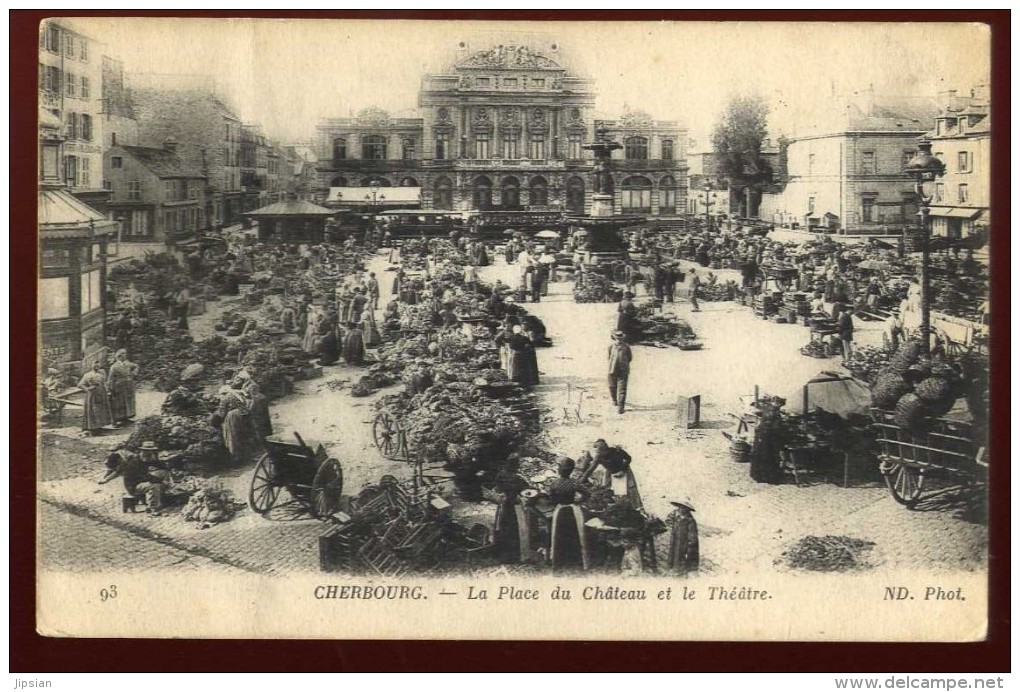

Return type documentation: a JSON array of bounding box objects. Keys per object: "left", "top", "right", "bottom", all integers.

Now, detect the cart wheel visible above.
[
  {"left": 880, "top": 459, "right": 925, "bottom": 507},
  {"left": 373, "top": 411, "right": 405, "bottom": 460},
  {"left": 249, "top": 453, "right": 280, "bottom": 514},
  {"left": 310, "top": 458, "right": 344, "bottom": 519}
]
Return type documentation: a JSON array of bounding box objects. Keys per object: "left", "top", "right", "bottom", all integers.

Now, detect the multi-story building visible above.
[
  {"left": 103, "top": 139, "right": 207, "bottom": 244},
  {"left": 759, "top": 93, "right": 936, "bottom": 233},
  {"left": 240, "top": 123, "right": 270, "bottom": 210},
  {"left": 100, "top": 55, "right": 139, "bottom": 149},
  {"left": 265, "top": 144, "right": 283, "bottom": 205},
  {"left": 315, "top": 40, "right": 687, "bottom": 218},
  {"left": 926, "top": 86, "right": 990, "bottom": 239},
  {"left": 129, "top": 81, "right": 244, "bottom": 227},
  {"left": 39, "top": 19, "right": 107, "bottom": 209}
]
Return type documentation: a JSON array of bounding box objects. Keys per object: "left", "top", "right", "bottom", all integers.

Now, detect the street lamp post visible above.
[{"left": 902, "top": 139, "right": 946, "bottom": 355}]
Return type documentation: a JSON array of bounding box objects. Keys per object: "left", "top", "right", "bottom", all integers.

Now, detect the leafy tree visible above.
[{"left": 712, "top": 94, "right": 774, "bottom": 216}]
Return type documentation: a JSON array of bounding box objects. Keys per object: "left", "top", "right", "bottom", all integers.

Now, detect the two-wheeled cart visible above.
[
  {"left": 871, "top": 410, "right": 986, "bottom": 508},
  {"left": 248, "top": 432, "right": 344, "bottom": 519}
]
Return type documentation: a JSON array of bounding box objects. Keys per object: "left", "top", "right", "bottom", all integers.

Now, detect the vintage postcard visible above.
[{"left": 36, "top": 17, "right": 992, "bottom": 641}]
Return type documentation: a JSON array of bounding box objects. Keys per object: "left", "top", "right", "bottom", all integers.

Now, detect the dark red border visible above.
[{"left": 12, "top": 9, "right": 1010, "bottom": 673}]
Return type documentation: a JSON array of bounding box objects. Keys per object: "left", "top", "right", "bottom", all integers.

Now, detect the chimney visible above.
[{"left": 163, "top": 136, "right": 178, "bottom": 153}]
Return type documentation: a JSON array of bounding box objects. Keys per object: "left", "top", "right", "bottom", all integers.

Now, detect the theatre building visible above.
[{"left": 315, "top": 41, "right": 687, "bottom": 218}]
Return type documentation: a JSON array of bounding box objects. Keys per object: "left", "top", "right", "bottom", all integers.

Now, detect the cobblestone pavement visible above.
[{"left": 38, "top": 500, "right": 247, "bottom": 574}]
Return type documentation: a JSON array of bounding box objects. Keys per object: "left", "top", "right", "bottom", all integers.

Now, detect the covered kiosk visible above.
[
  {"left": 39, "top": 106, "right": 118, "bottom": 370},
  {"left": 246, "top": 199, "right": 336, "bottom": 244}
]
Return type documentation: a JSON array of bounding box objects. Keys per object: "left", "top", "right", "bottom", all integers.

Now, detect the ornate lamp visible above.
[{"left": 902, "top": 140, "right": 946, "bottom": 354}]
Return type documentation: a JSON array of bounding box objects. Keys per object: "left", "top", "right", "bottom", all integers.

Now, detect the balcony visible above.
[
  {"left": 612, "top": 159, "right": 680, "bottom": 170},
  {"left": 421, "top": 158, "right": 567, "bottom": 170},
  {"left": 322, "top": 159, "right": 422, "bottom": 172},
  {"left": 40, "top": 91, "right": 62, "bottom": 111}
]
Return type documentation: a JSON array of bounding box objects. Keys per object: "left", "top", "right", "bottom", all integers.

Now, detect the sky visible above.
[{"left": 68, "top": 18, "right": 991, "bottom": 146}]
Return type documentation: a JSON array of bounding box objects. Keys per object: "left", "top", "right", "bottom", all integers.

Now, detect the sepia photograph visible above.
[{"left": 34, "top": 16, "right": 994, "bottom": 642}]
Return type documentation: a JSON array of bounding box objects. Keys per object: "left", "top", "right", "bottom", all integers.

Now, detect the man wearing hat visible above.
[
  {"left": 99, "top": 442, "right": 171, "bottom": 514},
  {"left": 688, "top": 268, "right": 702, "bottom": 312},
  {"left": 607, "top": 331, "right": 633, "bottom": 414},
  {"left": 666, "top": 497, "right": 699, "bottom": 575}
]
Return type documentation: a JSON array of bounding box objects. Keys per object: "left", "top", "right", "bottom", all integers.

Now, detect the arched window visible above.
[
  {"left": 565, "top": 176, "right": 585, "bottom": 214},
  {"left": 529, "top": 176, "right": 548, "bottom": 207},
  {"left": 330, "top": 176, "right": 348, "bottom": 187},
  {"left": 399, "top": 176, "right": 419, "bottom": 187},
  {"left": 625, "top": 136, "right": 649, "bottom": 160},
  {"left": 658, "top": 175, "right": 676, "bottom": 214},
  {"left": 360, "top": 177, "right": 391, "bottom": 187},
  {"left": 434, "top": 176, "right": 453, "bottom": 210},
  {"left": 661, "top": 139, "right": 674, "bottom": 161},
  {"left": 332, "top": 137, "right": 346, "bottom": 161},
  {"left": 362, "top": 135, "right": 388, "bottom": 160},
  {"left": 500, "top": 176, "right": 520, "bottom": 210},
  {"left": 472, "top": 175, "right": 492, "bottom": 211},
  {"left": 621, "top": 175, "right": 653, "bottom": 213}
]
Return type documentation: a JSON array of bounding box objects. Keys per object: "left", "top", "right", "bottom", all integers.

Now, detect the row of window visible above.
[
  {"left": 39, "top": 64, "right": 92, "bottom": 99},
  {"left": 935, "top": 183, "right": 970, "bottom": 205},
  {"left": 104, "top": 179, "right": 143, "bottom": 200},
  {"left": 164, "top": 207, "right": 203, "bottom": 234},
  {"left": 41, "top": 25, "right": 90, "bottom": 61},
  {"left": 63, "top": 155, "right": 91, "bottom": 188},
  {"left": 471, "top": 76, "right": 546, "bottom": 89},
  {"left": 331, "top": 134, "right": 674, "bottom": 161},
  {"left": 935, "top": 150, "right": 974, "bottom": 174},
  {"left": 64, "top": 112, "right": 94, "bottom": 141},
  {"left": 164, "top": 179, "right": 203, "bottom": 202},
  {"left": 422, "top": 174, "right": 677, "bottom": 213}
]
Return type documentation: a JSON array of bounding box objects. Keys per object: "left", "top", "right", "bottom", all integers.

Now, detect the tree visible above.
[{"left": 712, "top": 94, "right": 774, "bottom": 217}]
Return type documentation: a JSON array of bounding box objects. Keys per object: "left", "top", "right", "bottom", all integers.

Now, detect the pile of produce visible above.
[
  {"left": 930, "top": 272, "right": 989, "bottom": 323},
  {"left": 131, "top": 315, "right": 235, "bottom": 392},
  {"left": 698, "top": 277, "right": 739, "bottom": 302},
  {"left": 842, "top": 345, "right": 892, "bottom": 386},
  {"left": 125, "top": 414, "right": 227, "bottom": 467},
  {"left": 634, "top": 311, "right": 703, "bottom": 350},
  {"left": 181, "top": 478, "right": 239, "bottom": 526},
  {"left": 161, "top": 386, "right": 217, "bottom": 417},
  {"left": 779, "top": 535, "right": 875, "bottom": 572},
  {"left": 870, "top": 340, "right": 964, "bottom": 428},
  {"left": 573, "top": 272, "right": 621, "bottom": 303},
  {"left": 108, "top": 252, "right": 186, "bottom": 300}
]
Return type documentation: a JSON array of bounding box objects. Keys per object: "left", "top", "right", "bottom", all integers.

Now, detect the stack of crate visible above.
[{"left": 779, "top": 292, "right": 810, "bottom": 323}]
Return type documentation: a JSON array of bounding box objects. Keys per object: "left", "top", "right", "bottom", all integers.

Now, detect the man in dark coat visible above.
[
  {"left": 530, "top": 262, "right": 546, "bottom": 303},
  {"left": 607, "top": 330, "right": 632, "bottom": 414},
  {"left": 838, "top": 305, "right": 855, "bottom": 363}
]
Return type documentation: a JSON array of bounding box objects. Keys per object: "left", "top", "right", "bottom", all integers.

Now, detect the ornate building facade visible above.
[{"left": 315, "top": 42, "right": 687, "bottom": 217}]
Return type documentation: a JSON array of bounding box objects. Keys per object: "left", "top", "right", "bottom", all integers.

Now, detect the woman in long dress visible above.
[
  {"left": 342, "top": 322, "right": 366, "bottom": 365},
  {"left": 360, "top": 307, "right": 381, "bottom": 347},
  {"left": 240, "top": 374, "right": 273, "bottom": 446},
  {"left": 504, "top": 325, "right": 530, "bottom": 384},
  {"left": 77, "top": 362, "right": 113, "bottom": 436},
  {"left": 106, "top": 349, "right": 139, "bottom": 426},
  {"left": 302, "top": 308, "right": 321, "bottom": 354},
  {"left": 214, "top": 378, "right": 255, "bottom": 463}
]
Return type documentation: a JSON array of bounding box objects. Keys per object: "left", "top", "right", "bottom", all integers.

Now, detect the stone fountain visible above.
[{"left": 565, "top": 125, "right": 645, "bottom": 264}]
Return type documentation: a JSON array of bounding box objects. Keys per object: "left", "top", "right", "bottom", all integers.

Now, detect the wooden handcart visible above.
[
  {"left": 871, "top": 411, "right": 986, "bottom": 508},
  {"left": 248, "top": 431, "right": 344, "bottom": 519}
]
